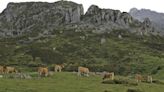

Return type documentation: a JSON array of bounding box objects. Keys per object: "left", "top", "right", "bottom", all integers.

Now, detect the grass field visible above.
[{"left": 0, "top": 72, "right": 164, "bottom": 92}]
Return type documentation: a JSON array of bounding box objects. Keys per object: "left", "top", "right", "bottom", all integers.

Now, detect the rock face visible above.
[
  {"left": 0, "top": 1, "right": 84, "bottom": 37},
  {"left": 140, "top": 18, "right": 155, "bottom": 35},
  {"left": 83, "top": 5, "right": 133, "bottom": 26},
  {"left": 0, "top": 1, "right": 157, "bottom": 37},
  {"left": 129, "top": 8, "right": 164, "bottom": 34},
  {"left": 81, "top": 5, "right": 154, "bottom": 34}
]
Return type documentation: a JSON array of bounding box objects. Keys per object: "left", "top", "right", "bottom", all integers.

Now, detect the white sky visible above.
[{"left": 0, "top": 0, "right": 164, "bottom": 13}]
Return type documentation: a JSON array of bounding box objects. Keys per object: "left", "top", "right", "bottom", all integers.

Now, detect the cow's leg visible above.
[
  {"left": 54, "top": 67, "right": 57, "bottom": 72},
  {"left": 59, "top": 68, "right": 61, "bottom": 72},
  {"left": 148, "top": 76, "right": 152, "bottom": 83},
  {"left": 0, "top": 70, "right": 1, "bottom": 74},
  {"left": 86, "top": 72, "right": 89, "bottom": 77},
  {"left": 45, "top": 73, "right": 48, "bottom": 77},
  {"left": 7, "top": 70, "right": 9, "bottom": 74},
  {"left": 102, "top": 77, "right": 105, "bottom": 80},
  {"left": 86, "top": 74, "right": 89, "bottom": 77},
  {"left": 111, "top": 75, "right": 114, "bottom": 80},
  {"left": 55, "top": 68, "right": 57, "bottom": 72},
  {"left": 150, "top": 77, "right": 152, "bottom": 83},
  {"left": 38, "top": 72, "right": 41, "bottom": 78},
  {"left": 139, "top": 79, "right": 141, "bottom": 83},
  {"left": 136, "top": 79, "right": 139, "bottom": 83},
  {"left": 78, "top": 72, "right": 81, "bottom": 76}
]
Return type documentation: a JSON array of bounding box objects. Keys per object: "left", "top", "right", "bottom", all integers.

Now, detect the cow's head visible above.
[{"left": 61, "top": 63, "right": 67, "bottom": 68}]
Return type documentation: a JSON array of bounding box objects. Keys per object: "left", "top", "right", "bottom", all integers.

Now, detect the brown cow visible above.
[
  {"left": 78, "top": 66, "right": 89, "bottom": 77},
  {"left": 3, "top": 66, "right": 18, "bottom": 74},
  {"left": 38, "top": 67, "right": 49, "bottom": 77},
  {"left": 54, "top": 64, "right": 65, "bottom": 72},
  {"left": 103, "top": 72, "right": 114, "bottom": 80},
  {"left": 135, "top": 74, "right": 152, "bottom": 83},
  {"left": 142, "top": 75, "right": 153, "bottom": 83},
  {"left": 135, "top": 74, "right": 142, "bottom": 83}
]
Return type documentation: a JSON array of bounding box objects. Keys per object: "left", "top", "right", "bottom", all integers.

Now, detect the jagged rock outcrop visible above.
[
  {"left": 129, "top": 8, "right": 164, "bottom": 34},
  {"left": 82, "top": 5, "right": 133, "bottom": 26},
  {"left": 0, "top": 1, "right": 157, "bottom": 37},
  {"left": 0, "top": 1, "right": 84, "bottom": 37},
  {"left": 139, "top": 18, "right": 155, "bottom": 35},
  {"left": 81, "top": 5, "right": 154, "bottom": 35}
]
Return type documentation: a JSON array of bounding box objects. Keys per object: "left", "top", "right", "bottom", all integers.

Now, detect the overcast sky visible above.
[{"left": 0, "top": 0, "right": 164, "bottom": 13}]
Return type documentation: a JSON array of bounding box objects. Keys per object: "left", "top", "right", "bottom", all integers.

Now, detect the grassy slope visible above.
[
  {"left": 0, "top": 29, "right": 164, "bottom": 76},
  {"left": 0, "top": 72, "right": 163, "bottom": 92}
]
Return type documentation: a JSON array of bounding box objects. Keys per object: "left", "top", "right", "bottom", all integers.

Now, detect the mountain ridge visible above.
[
  {"left": 129, "top": 8, "right": 164, "bottom": 34},
  {"left": 0, "top": 1, "right": 157, "bottom": 38}
]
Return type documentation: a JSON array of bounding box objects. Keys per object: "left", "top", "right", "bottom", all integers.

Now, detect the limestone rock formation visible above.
[
  {"left": 83, "top": 5, "right": 133, "bottom": 26},
  {"left": 129, "top": 8, "right": 164, "bottom": 35},
  {"left": 0, "top": 1, "right": 157, "bottom": 38},
  {"left": 0, "top": 1, "right": 84, "bottom": 37}
]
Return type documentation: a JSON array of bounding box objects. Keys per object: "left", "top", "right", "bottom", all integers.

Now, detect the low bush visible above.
[
  {"left": 152, "top": 79, "right": 164, "bottom": 85},
  {"left": 104, "top": 90, "right": 112, "bottom": 92},
  {"left": 102, "top": 78, "right": 138, "bottom": 86},
  {"left": 127, "top": 88, "right": 143, "bottom": 92}
]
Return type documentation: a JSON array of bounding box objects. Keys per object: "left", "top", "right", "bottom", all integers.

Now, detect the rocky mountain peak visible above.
[
  {"left": 143, "top": 18, "right": 152, "bottom": 27},
  {"left": 0, "top": 1, "right": 158, "bottom": 37},
  {"left": 85, "top": 5, "right": 100, "bottom": 15},
  {"left": 0, "top": 1, "right": 84, "bottom": 37},
  {"left": 129, "top": 8, "right": 164, "bottom": 35},
  {"left": 129, "top": 8, "right": 138, "bottom": 13},
  {"left": 83, "top": 5, "right": 134, "bottom": 26}
]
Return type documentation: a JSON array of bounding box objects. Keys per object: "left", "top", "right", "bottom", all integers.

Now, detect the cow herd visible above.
[
  {"left": 0, "top": 65, "right": 153, "bottom": 83},
  {"left": 38, "top": 65, "right": 153, "bottom": 83},
  {"left": 38, "top": 64, "right": 65, "bottom": 77}
]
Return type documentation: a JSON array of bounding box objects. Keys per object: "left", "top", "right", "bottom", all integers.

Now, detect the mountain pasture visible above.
[{"left": 0, "top": 72, "right": 163, "bottom": 92}]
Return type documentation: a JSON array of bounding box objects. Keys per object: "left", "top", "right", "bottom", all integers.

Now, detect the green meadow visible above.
[{"left": 0, "top": 72, "right": 163, "bottom": 92}]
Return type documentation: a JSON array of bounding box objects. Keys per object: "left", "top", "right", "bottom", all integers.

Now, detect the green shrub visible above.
[
  {"left": 127, "top": 88, "right": 143, "bottom": 92},
  {"left": 152, "top": 79, "right": 164, "bottom": 85},
  {"left": 102, "top": 78, "right": 138, "bottom": 86},
  {"left": 104, "top": 90, "right": 112, "bottom": 92}
]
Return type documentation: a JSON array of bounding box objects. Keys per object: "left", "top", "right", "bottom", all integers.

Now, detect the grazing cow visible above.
[
  {"left": 78, "top": 66, "right": 89, "bottom": 77},
  {"left": 54, "top": 64, "right": 64, "bottom": 72},
  {"left": 102, "top": 72, "right": 114, "bottom": 80},
  {"left": 0, "top": 65, "right": 4, "bottom": 74},
  {"left": 135, "top": 74, "right": 152, "bottom": 83},
  {"left": 135, "top": 74, "right": 142, "bottom": 83},
  {"left": 142, "top": 75, "right": 153, "bottom": 83},
  {"left": 3, "top": 66, "right": 18, "bottom": 74},
  {"left": 38, "top": 67, "right": 49, "bottom": 77}
]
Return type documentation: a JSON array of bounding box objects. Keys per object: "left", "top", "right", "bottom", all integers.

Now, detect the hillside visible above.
[
  {"left": 0, "top": 1, "right": 164, "bottom": 76},
  {"left": 0, "top": 27, "right": 164, "bottom": 76}
]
